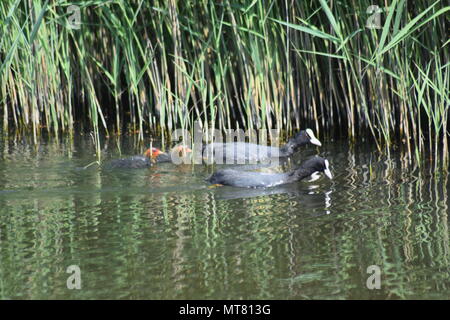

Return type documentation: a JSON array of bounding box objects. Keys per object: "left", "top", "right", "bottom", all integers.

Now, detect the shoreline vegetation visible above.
[{"left": 0, "top": 0, "right": 448, "bottom": 166}]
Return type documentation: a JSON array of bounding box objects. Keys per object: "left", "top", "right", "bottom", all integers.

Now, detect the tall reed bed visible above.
[{"left": 0, "top": 0, "right": 448, "bottom": 163}]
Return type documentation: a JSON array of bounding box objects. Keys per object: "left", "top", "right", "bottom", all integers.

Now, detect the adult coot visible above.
[
  {"left": 203, "top": 129, "right": 321, "bottom": 164},
  {"left": 206, "top": 156, "right": 332, "bottom": 188}
]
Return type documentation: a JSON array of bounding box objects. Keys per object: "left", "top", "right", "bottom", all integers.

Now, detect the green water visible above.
[{"left": 0, "top": 135, "right": 448, "bottom": 299}]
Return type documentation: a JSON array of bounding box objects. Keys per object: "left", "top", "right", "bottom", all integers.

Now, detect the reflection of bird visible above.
[
  {"left": 207, "top": 156, "right": 332, "bottom": 188},
  {"left": 106, "top": 146, "right": 192, "bottom": 169},
  {"left": 203, "top": 129, "right": 321, "bottom": 164}
]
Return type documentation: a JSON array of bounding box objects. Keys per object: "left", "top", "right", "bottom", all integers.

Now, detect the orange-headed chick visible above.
[{"left": 144, "top": 147, "right": 164, "bottom": 159}]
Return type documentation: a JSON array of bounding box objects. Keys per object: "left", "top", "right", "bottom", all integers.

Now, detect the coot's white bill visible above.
[{"left": 306, "top": 128, "right": 322, "bottom": 146}]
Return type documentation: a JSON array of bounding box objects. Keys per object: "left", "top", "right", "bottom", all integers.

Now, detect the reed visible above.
[{"left": 0, "top": 0, "right": 448, "bottom": 163}]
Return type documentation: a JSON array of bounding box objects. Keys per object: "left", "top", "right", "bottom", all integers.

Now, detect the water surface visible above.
[{"left": 0, "top": 135, "right": 448, "bottom": 299}]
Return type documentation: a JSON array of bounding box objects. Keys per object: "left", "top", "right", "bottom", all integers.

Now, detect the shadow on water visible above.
[{"left": 0, "top": 135, "right": 448, "bottom": 299}]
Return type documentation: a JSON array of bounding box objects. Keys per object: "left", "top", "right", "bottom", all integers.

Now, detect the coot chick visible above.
[
  {"left": 203, "top": 129, "right": 321, "bottom": 164},
  {"left": 107, "top": 147, "right": 164, "bottom": 169},
  {"left": 107, "top": 146, "right": 191, "bottom": 169},
  {"left": 145, "top": 145, "right": 192, "bottom": 163},
  {"left": 206, "top": 156, "right": 332, "bottom": 188}
]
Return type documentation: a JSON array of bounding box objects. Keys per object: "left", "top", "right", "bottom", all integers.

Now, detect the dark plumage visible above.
[
  {"left": 206, "top": 156, "right": 332, "bottom": 188},
  {"left": 203, "top": 129, "right": 321, "bottom": 164},
  {"left": 107, "top": 155, "right": 153, "bottom": 169},
  {"left": 105, "top": 146, "right": 191, "bottom": 169}
]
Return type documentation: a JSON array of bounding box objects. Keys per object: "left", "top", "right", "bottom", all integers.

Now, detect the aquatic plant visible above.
[{"left": 0, "top": 0, "right": 448, "bottom": 164}]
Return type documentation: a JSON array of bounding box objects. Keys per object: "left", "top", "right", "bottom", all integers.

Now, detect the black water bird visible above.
[
  {"left": 106, "top": 146, "right": 191, "bottom": 169},
  {"left": 203, "top": 129, "right": 321, "bottom": 164},
  {"left": 206, "top": 156, "right": 332, "bottom": 188}
]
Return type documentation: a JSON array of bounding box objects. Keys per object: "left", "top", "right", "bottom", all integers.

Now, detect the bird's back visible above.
[
  {"left": 207, "top": 169, "right": 288, "bottom": 188},
  {"left": 204, "top": 142, "right": 281, "bottom": 164},
  {"left": 106, "top": 156, "right": 152, "bottom": 169}
]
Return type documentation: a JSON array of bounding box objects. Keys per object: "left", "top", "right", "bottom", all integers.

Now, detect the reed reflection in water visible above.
[{"left": 0, "top": 135, "right": 448, "bottom": 299}]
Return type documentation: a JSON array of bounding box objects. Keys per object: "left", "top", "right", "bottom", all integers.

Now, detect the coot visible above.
[
  {"left": 144, "top": 145, "right": 191, "bottom": 163},
  {"left": 206, "top": 156, "right": 332, "bottom": 188},
  {"left": 203, "top": 129, "right": 321, "bottom": 164},
  {"left": 107, "top": 146, "right": 191, "bottom": 169},
  {"left": 106, "top": 147, "right": 163, "bottom": 169}
]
